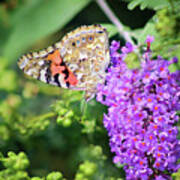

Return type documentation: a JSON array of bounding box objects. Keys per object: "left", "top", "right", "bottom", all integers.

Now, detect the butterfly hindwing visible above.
[
  {"left": 18, "top": 49, "right": 78, "bottom": 89},
  {"left": 18, "top": 24, "right": 110, "bottom": 101}
]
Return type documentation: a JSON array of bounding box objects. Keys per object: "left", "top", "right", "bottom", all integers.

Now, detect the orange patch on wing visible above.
[
  {"left": 65, "top": 69, "right": 78, "bottom": 86},
  {"left": 46, "top": 50, "right": 78, "bottom": 86},
  {"left": 47, "top": 50, "right": 62, "bottom": 65},
  {"left": 50, "top": 63, "right": 65, "bottom": 76}
]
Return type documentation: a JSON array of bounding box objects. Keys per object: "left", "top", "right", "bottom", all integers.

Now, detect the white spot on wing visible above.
[
  {"left": 39, "top": 50, "right": 47, "bottom": 57},
  {"left": 47, "top": 46, "right": 54, "bottom": 53},
  {"left": 58, "top": 74, "right": 66, "bottom": 88},
  {"left": 79, "top": 52, "right": 88, "bottom": 59},
  {"left": 55, "top": 42, "right": 61, "bottom": 48},
  {"left": 68, "top": 64, "right": 78, "bottom": 71},
  {"left": 60, "top": 48, "right": 66, "bottom": 56},
  {"left": 38, "top": 60, "right": 44, "bottom": 66},
  {"left": 26, "top": 68, "right": 37, "bottom": 76},
  {"left": 19, "top": 57, "right": 28, "bottom": 69},
  {"left": 39, "top": 69, "right": 47, "bottom": 82},
  {"left": 99, "top": 36, "right": 105, "bottom": 43},
  {"left": 76, "top": 72, "right": 83, "bottom": 80},
  {"left": 33, "top": 52, "right": 39, "bottom": 58}
]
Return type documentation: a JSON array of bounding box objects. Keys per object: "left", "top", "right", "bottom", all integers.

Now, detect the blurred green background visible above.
[{"left": 0, "top": 0, "right": 180, "bottom": 179}]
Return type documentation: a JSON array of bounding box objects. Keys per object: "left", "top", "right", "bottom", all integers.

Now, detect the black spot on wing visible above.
[
  {"left": 46, "top": 66, "right": 51, "bottom": 84},
  {"left": 66, "top": 82, "right": 70, "bottom": 88},
  {"left": 97, "top": 31, "right": 103, "bottom": 34},
  {"left": 37, "top": 61, "right": 51, "bottom": 84},
  {"left": 59, "top": 61, "right": 69, "bottom": 80},
  {"left": 62, "top": 68, "right": 69, "bottom": 80},
  {"left": 54, "top": 74, "right": 61, "bottom": 87}
]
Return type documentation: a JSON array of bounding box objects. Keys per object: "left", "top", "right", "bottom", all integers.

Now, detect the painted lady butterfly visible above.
[{"left": 18, "top": 24, "right": 110, "bottom": 101}]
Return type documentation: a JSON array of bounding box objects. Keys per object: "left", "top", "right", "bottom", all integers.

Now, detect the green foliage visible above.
[
  {"left": 0, "top": 92, "right": 52, "bottom": 138},
  {"left": 52, "top": 91, "right": 82, "bottom": 127},
  {"left": 0, "top": 58, "right": 18, "bottom": 91},
  {"left": 127, "top": 0, "right": 170, "bottom": 10},
  {"left": 46, "top": 172, "right": 63, "bottom": 180},
  {"left": 124, "top": 52, "right": 140, "bottom": 69},
  {"left": 2, "top": 0, "right": 90, "bottom": 61},
  {"left": 133, "top": 21, "right": 158, "bottom": 45},
  {"left": 0, "top": 152, "right": 64, "bottom": 180},
  {"left": 0, "top": 0, "right": 180, "bottom": 179},
  {"left": 172, "top": 168, "right": 180, "bottom": 179},
  {"left": 0, "top": 151, "right": 30, "bottom": 180},
  {"left": 155, "top": 8, "right": 176, "bottom": 37},
  {"left": 2, "top": 152, "right": 29, "bottom": 171},
  {"left": 75, "top": 161, "right": 97, "bottom": 180},
  {"left": 132, "top": 2, "right": 180, "bottom": 65},
  {"left": 52, "top": 90, "right": 106, "bottom": 133}
]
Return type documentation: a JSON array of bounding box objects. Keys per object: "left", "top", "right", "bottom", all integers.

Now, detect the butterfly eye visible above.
[
  {"left": 76, "top": 40, "right": 80, "bottom": 45},
  {"left": 98, "top": 31, "right": 103, "bottom": 34},
  {"left": 72, "top": 42, "right": 76, "bottom": 46},
  {"left": 82, "top": 37, "right": 86, "bottom": 42},
  {"left": 89, "top": 36, "right": 93, "bottom": 41}
]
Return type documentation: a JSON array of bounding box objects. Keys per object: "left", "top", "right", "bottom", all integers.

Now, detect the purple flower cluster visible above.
[{"left": 97, "top": 39, "right": 180, "bottom": 179}]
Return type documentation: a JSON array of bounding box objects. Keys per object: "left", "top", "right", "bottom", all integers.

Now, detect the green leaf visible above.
[
  {"left": 124, "top": 52, "right": 140, "bottom": 69},
  {"left": 127, "top": 0, "right": 142, "bottom": 10},
  {"left": 0, "top": 6, "right": 11, "bottom": 54},
  {"left": 127, "top": 0, "right": 169, "bottom": 10},
  {"left": 133, "top": 21, "right": 158, "bottom": 45},
  {"left": 168, "top": 63, "right": 179, "bottom": 73},
  {"left": 46, "top": 172, "right": 63, "bottom": 180},
  {"left": 3, "top": 0, "right": 90, "bottom": 62}
]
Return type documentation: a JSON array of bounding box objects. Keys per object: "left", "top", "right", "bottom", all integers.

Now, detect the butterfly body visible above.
[{"left": 18, "top": 25, "right": 110, "bottom": 101}]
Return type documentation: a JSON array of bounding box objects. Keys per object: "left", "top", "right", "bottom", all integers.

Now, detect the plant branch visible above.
[
  {"left": 38, "top": 112, "right": 57, "bottom": 120},
  {"left": 96, "top": 0, "right": 134, "bottom": 44}
]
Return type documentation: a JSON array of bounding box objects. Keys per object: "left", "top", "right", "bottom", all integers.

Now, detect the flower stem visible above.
[{"left": 96, "top": 0, "right": 134, "bottom": 45}]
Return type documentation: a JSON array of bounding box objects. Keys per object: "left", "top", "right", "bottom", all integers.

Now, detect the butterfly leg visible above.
[{"left": 98, "top": 74, "right": 106, "bottom": 79}]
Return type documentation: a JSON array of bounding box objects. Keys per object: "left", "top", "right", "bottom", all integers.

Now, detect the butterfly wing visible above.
[
  {"left": 18, "top": 48, "right": 78, "bottom": 89},
  {"left": 18, "top": 25, "right": 110, "bottom": 100},
  {"left": 60, "top": 25, "right": 110, "bottom": 100}
]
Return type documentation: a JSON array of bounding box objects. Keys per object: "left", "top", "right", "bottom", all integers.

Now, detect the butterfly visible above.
[{"left": 18, "top": 24, "right": 110, "bottom": 101}]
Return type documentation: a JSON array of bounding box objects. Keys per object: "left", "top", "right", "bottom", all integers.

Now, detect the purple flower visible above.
[
  {"left": 121, "top": 42, "right": 134, "bottom": 54},
  {"left": 145, "top": 35, "right": 154, "bottom": 43},
  {"left": 97, "top": 37, "right": 180, "bottom": 179},
  {"left": 145, "top": 35, "right": 154, "bottom": 52}
]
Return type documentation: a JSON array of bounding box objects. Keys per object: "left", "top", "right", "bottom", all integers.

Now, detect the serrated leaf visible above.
[
  {"left": 127, "top": 0, "right": 142, "bottom": 10},
  {"left": 128, "top": 0, "right": 169, "bottom": 10},
  {"left": 3, "top": 0, "right": 90, "bottom": 62}
]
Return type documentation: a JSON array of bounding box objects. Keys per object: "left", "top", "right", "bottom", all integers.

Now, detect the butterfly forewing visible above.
[{"left": 18, "top": 24, "right": 110, "bottom": 101}]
